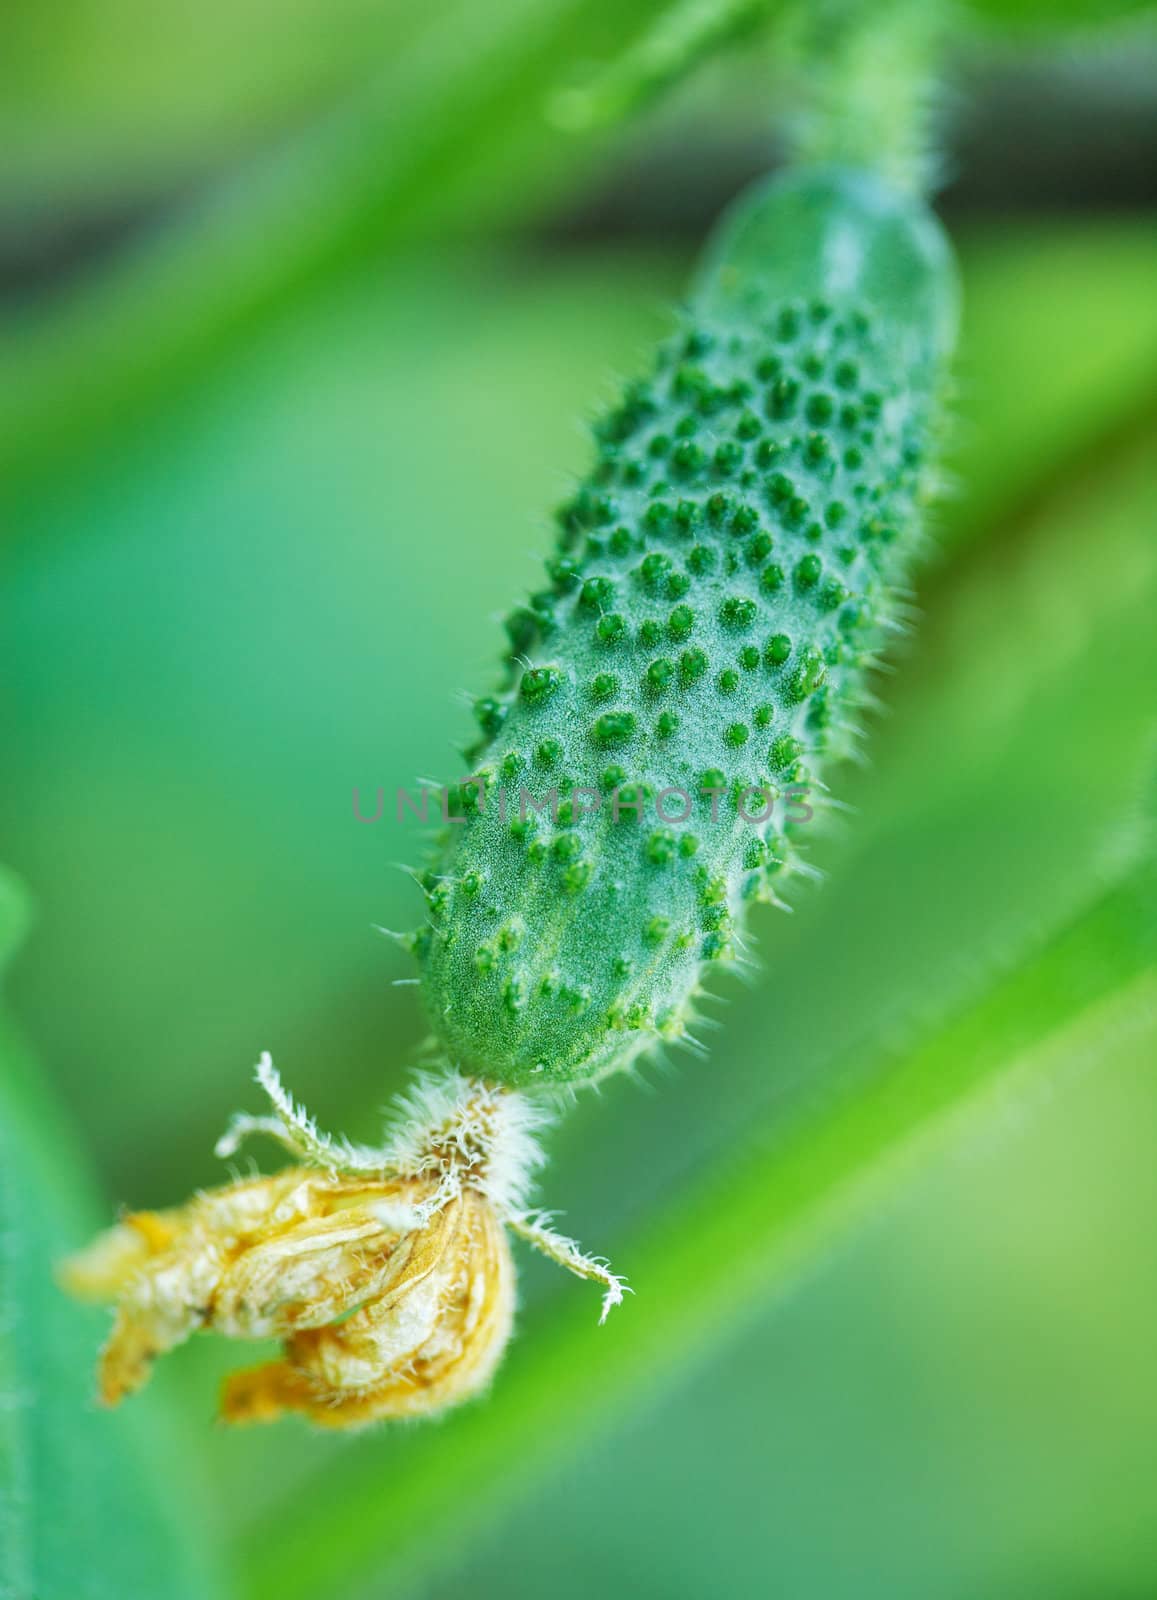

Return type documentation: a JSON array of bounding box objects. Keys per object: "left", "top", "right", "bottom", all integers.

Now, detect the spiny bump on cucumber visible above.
[{"left": 407, "top": 167, "right": 957, "bottom": 1089}]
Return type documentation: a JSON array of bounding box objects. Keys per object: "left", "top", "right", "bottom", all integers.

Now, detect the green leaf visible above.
[
  {"left": 0, "top": 866, "right": 30, "bottom": 977},
  {"left": 0, "top": 0, "right": 678, "bottom": 491},
  {"left": 941, "top": 220, "right": 1157, "bottom": 551},
  {"left": 0, "top": 1015, "right": 227, "bottom": 1597},
  {"left": 966, "top": 0, "right": 1157, "bottom": 28},
  {"left": 0, "top": 0, "right": 433, "bottom": 197}
]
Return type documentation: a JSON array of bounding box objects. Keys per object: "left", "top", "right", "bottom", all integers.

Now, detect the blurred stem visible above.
[
  {"left": 550, "top": 0, "right": 782, "bottom": 130},
  {"left": 553, "top": 0, "right": 952, "bottom": 199},
  {"left": 785, "top": 0, "right": 952, "bottom": 197}
]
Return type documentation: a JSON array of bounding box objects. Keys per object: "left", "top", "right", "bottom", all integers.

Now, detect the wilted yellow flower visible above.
[{"left": 61, "top": 1057, "right": 626, "bottom": 1427}]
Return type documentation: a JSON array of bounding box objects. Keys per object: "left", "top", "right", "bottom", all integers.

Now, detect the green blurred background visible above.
[{"left": 2, "top": 2, "right": 1156, "bottom": 1597}]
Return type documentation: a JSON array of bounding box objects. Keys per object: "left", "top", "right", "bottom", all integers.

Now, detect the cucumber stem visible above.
[
  {"left": 551, "top": 0, "right": 951, "bottom": 204},
  {"left": 784, "top": 0, "right": 950, "bottom": 200}
]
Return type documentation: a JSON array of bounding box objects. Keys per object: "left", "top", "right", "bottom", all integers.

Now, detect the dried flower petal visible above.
[
  {"left": 223, "top": 1189, "right": 514, "bottom": 1426},
  {"left": 60, "top": 1057, "right": 626, "bottom": 1427}
]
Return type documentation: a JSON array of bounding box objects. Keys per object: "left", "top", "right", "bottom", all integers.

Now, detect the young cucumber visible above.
[{"left": 411, "top": 165, "right": 958, "bottom": 1088}]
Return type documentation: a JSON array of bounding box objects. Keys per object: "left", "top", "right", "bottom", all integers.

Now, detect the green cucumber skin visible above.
[{"left": 411, "top": 168, "right": 956, "bottom": 1089}]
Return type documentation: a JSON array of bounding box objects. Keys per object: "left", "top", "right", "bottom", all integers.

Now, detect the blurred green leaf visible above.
[
  {"left": 0, "top": 0, "right": 676, "bottom": 490},
  {"left": 409, "top": 954, "right": 1157, "bottom": 1600},
  {"left": 0, "top": 909, "right": 226, "bottom": 1599},
  {"left": 0, "top": 867, "right": 31, "bottom": 976},
  {"left": 941, "top": 221, "right": 1157, "bottom": 550},
  {"left": 0, "top": 0, "right": 425, "bottom": 199},
  {"left": 967, "top": 0, "right": 1157, "bottom": 27}
]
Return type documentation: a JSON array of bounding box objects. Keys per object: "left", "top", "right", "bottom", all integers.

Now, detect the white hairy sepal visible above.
[{"left": 218, "top": 1053, "right": 628, "bottom": 1320}]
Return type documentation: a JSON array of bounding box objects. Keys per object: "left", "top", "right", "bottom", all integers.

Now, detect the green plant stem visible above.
[
  {"left": 549, "top": 0, "right": 783, "bottom": 130},
  {"left": 784, "top": 0, "right": 951, "bottom": 198},
  {"left": 554, "top": 0, "right": 952, "bottom": 201}
]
